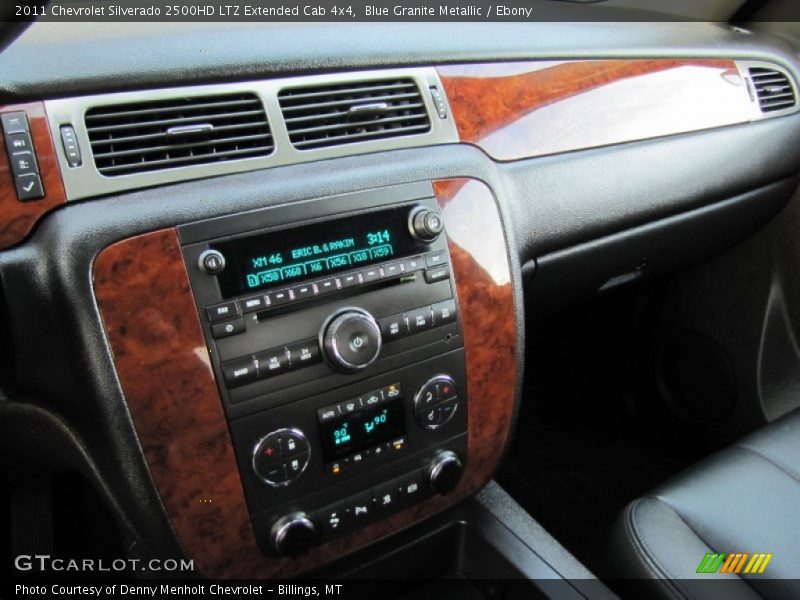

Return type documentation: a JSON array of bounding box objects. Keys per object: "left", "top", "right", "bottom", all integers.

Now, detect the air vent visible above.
[
  {"left": 278, "top": 78, "right": 431, "bottom": 150},
  {"left": 84, "top": 93, "right": 273, "bottom": 176},
  {"left": 749, "top": 67, "right": 797, "bottom": 113}
]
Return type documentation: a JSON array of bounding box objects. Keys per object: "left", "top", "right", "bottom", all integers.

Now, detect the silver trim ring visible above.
[
  {"left": 321, "top": 307, "right": 382, "bottom": 372},
  {"left": 252, "top": 427, "right": 310, "bottom": 488}
]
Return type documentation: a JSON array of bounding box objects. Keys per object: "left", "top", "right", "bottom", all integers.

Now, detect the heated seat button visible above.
[
  {"left": 211, "top": 317, "right": 245, "bottom": 339},
  {"left": 287, "top": 339, "right": 321, "bottom": 369},
  {"left": 221, "top": 356, "right": 258, "bottom": 388}
]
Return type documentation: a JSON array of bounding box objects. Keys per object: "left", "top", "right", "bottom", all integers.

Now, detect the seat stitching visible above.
[
  {"left": 624, "top": 497, "right": 689, "bottom": 600},
  {"left": 735, "top": 443, "right": 800, "bottom": 483}
]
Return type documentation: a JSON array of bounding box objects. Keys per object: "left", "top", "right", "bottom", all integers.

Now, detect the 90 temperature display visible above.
[{"left": 319, "top": 399, "right": 406, "bottom": 463}]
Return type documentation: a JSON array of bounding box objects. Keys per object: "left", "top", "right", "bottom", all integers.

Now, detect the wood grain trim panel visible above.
[
  {"left": 0, "top": 102, "right": 67, "bottom": 249},
  {"left": 438, "top": 59, "right": 751, "bottom": 161},
  {"left": 92, "top": 178, "right": 516, "bottom": 577}
]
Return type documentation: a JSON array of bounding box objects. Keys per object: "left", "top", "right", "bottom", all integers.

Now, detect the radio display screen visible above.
[
  {"left": 212, "top": 206, "right": 428, "bottom": 298},
  {"left": 319, "top": 398, "right": 406, "bottom": 463}
]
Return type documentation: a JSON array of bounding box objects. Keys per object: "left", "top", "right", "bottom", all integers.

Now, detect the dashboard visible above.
[{"left": 2, "top": 21, "right": 800, "bottom": 578}]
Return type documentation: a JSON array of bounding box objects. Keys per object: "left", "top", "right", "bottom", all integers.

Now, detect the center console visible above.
[
  {"left": 180, "top": 182, "right": 469, "bottom": 556},
  {"left": 93, "top": 177, "right": 518, "bottom": 578}
]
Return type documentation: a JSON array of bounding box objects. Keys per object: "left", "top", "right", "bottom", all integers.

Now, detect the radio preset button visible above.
[
  {"left": 316, "top": 278, "right": 338, "bottom": 295},
  {"left": 402, "top": 256, "right": 425, "bottom": 273},
  {"left": 383, "top": 262, "right": 403, "bottom": 278},
  {"left": 211, "top": 317, "right": 245, "bottom": 339},
  {"left": 339, "top": 273, "right": 361, "bottom": 288},
  {"left": 291, "top": 283, "right": 315, "bottom": 301},
  {"left": 360, "top": 267, "right": 383, "bottom": 283},
  {"left": 268, "top": 289, "right": 293, "bottom": 306},
  {"left": 222, "top": 356, "right": 258, "bottom": 388},
  {"left": 254, "top": 347, "right": 291, "bottom": 378},
  {"left": 207, "top": 300, "right": 239, "bottom": 322}
]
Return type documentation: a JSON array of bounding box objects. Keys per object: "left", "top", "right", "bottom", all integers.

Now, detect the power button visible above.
[{"left": 198, "top": 249, "right": 226, "bottom": 274}]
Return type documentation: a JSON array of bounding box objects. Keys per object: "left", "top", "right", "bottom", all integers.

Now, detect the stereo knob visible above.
[
  {"left": 269, "top": 512, "right": 319, "bottom": 557},
  {"left": 322, "top": 308, "right": 382, "bottom": 373},
  {"left": 428, "top": 451, "right": 464, "bottom": 495},
  {"left": 409, "top": 207, "right": 444, "bottom": 242},
  {"left": 198, "top": 249, "right": 226, "bottom": 274}
]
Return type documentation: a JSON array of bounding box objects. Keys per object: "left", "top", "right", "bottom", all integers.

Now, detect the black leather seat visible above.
[{"left": 607, "top": 410, "right": 800, "bottom": 599}]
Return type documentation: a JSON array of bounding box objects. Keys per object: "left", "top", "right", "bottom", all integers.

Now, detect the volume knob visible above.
[
  {"left": 269, "top": 512, "right": 318, "bottom": 557},
  {"left": 322, "top": 308, "right": 382, "bottom": 373},
  {"left": 409, "top": 207, "right": 444, "bottom": 242},
  {"left": 428, "top": 450, "right": 464, "bottom": 495}
]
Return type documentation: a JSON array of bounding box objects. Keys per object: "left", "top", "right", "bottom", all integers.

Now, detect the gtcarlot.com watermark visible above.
[{"left": 14, "top": 554, "right": 195, "bottom": 573}]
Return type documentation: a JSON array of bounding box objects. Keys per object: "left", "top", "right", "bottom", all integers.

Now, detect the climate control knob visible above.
[
  {"left": 322, "top": 308, "right": 382, "bottom": 373},
  {"left": 269, "top": 512, "right": 319, "bottom": 557},
  {"left": 428, "top": 450, "right": 464, "bottom": 495},
  {"left": 409, "top": 207, "right": 445, "bottom": 242}
]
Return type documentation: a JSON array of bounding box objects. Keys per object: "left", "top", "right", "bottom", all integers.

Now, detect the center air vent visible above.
[
  {"left": 278, "top": 79, "right": 431, "bottom": 150},
  {"left": 84, "top": 93, "right": 273, "bottom": 176},
  {"left": 749, "top": 67, "right": 797, "bottom": 113}
]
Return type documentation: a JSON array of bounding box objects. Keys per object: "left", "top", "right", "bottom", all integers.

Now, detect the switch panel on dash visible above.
[{"left": 1, "top": 111, "right": 45, "bottom": 202}]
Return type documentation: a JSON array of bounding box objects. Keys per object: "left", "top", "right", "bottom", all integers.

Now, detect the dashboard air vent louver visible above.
[
  {"left": 84, "top": 93, "right": 273, "bottom": 176},
  {"left": 278, "top": 78, "right": 431, "bottom": 150},
  {"left": 749, "top": 67, "right": 797, "bottom": 113}
]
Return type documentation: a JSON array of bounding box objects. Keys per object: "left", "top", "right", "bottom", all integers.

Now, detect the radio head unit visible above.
[{"left": 179, "top": 182, "right": 468, "bottom": 558}]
